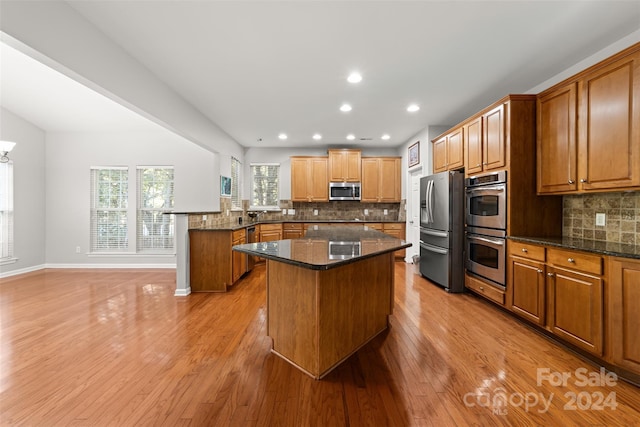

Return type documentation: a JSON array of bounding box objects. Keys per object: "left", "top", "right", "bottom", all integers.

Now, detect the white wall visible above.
[
  {"left": 244, "top": 146, "right": 400, "bottom": 202},
  {"left": 0, "top": 108, "right": 46, "bottom": 276},
  {"left": 45, "top": 130, "right": 218, "bottom": 267}
]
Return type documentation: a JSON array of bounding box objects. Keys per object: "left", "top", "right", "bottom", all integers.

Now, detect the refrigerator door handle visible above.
[
  {"left": 427, "top": 180, "right": 434, "bottom": 224},
  {"left": 420, "top": 241, "right": 449, "bottom": 255},
  {"left": 420, "top": 229, "right": 448, "bottom": 238}
]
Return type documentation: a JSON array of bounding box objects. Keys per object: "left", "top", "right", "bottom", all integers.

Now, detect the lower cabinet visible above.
[
  {"left": 607, "top": 257, "right": 640, "bottom": 374},
  {"left": 382, "top": 223, "right": 405, "bottom": 259},
  {"left": 189, "top": 229, "right": 247, "bottom": 292},
  {"left": 283, "top": 222, "right": 304, "bottom": 239}
]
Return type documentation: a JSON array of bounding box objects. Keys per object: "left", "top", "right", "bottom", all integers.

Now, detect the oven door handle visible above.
[
  {"left": 468, "top": 235, "right": 505, "bottom": 246},
  {"left": 420, "top": 241, "right": 449, "bottom": 255},
  {"left": 466, "top": 185, "right": 505, "bottom": 193}
]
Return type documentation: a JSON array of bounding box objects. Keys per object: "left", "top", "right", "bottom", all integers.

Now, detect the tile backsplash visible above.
[
  {"left": 188, "top": 198, "right": 405, "bottom": 229},
  {"left": 563, "top": 192, "right": 640, "bottom": 245}
]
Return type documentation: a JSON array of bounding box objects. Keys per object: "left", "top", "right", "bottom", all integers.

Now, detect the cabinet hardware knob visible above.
[
  {"left": 568, "top": 179, "right": 575, "bottom": 184},
  {"left": 479, "top": 286, "right": 485, "bottom": 291},
  {"left": 547, "top": 273, "right": 555, "bottom": 277},
  {"left": 476, "top": 163, "right": 481, "bottom": 167},
  {"left": 522, "top": 248, "right": 528, "bottom": 253},
  {"left": 483, "top": 162, "right": 488, "bottom": 166},
  {"left": 537, "top": 269, "right": 543, "bottom": 273},
  {"left": 580, "top": 179, "right": 588, "bottom": 183},
  {"left": 567, "top": 258, "right": 575, "bottom": 263}
]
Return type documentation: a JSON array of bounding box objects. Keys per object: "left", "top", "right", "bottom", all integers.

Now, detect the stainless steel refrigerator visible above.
[{"left": 419, "top": 170, "right": 465, "bottom": 293}]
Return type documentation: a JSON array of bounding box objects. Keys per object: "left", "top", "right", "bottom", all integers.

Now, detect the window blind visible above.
[
  {"left": 231, "top": 157, "right": 241, "bottom": 210},
  {"left": 250, "top": 163, "right": 279, "bottom": 209},
  {"left": 0, "top": 162, "right": 14, "bottom": 260},
  {"left": 90, "top": 167, "right": 129, "bottom": 252},
  {"left": 136, "top": 167, "right": 175, "bottom": 252}
]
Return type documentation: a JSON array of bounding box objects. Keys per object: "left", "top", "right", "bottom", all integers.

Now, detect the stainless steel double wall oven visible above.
[{"left": 464, "top": 171, "right": 507, "bottom": 288}]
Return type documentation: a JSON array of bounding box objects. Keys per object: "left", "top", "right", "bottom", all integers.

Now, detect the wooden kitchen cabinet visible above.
[
  {"left": 464, "top": 116, "right": 483, "bottom": 175},
  {"left": 189, "top": 229, "right": 247, "bottom": 292},
  {"left": 546, "top": 248, "right": 604, "bottom": 356},
  {"left": 433, "top": 127, "right": 464, "bottom": 173},
  {"left": 291, "top": 156, "right": 328, "bottom": 202},
  {"left": 361, "top": 157, "right": 401, "bottom": 202},
  {"left": 537, "top": 43, "right": 640, "bottom": 194},
  {"left": 507, "top": 241, "right": 546, "bottom": 326},
  {"left": 283, "top": 222, "right": 304, "bottom": 239},
  {"left": 607, "top": 257, "right": 640, "bottom": 375},
  {"left": 458, "top": 104, "right": 505, "bottom": 177},
  {"left": 258, "top": 223, "right": 283, "bottom": 242},
  {"left": 382, "top": 222, "right": 405, "bottom": 259},
  {"left": 328, "top": 149, "right": 361, "bottom": 182}
]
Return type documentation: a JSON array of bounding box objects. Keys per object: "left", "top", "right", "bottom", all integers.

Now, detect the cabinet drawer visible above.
[
  {"left": 283, "top": 222, "right": 303, "bottom": 231},
  {"left": 232, "top": 229, "right": 246, "bottom": 241},
  {"left": 259, "top": 223, "right": 282, "bottom": 232},
  {"left": 383, "top": 223, "right": 404, "bottom": 231},
  {"left": 509, "top": 241, "right": 545, "bottom": 261},
  {"left": 547, "top": 248, "right": 602, "bottom": 275},
  {"left": 465, "top": 274, "right": 505, "bottom": 305},
  {"left": 365, "top": 223, "right": 383, "bottom": 231}
]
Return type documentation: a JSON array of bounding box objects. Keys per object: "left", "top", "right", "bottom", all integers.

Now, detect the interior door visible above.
[{"left": 407, "top": 170, "right": 422, "bottom": 262}]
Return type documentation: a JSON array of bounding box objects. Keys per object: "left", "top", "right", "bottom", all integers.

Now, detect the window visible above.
[
  {"left": 250, "top": 163, "right": 279, "bottom": 210},
  {"left": 0, "top": 161, "right": 14, "bottom": 261},
  {"left": 137, "top": 167, "right": 175, "bottom": 252},
  {"left": 90, "top": 167, "right": 129, "bottom": 252},
  {"left": 231, "top": 157, "right": 241, "bottom": 210}
]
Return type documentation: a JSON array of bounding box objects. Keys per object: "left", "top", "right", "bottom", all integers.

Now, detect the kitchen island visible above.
[{"left": 232, "top": 225, "right": 410, "bottom": 379}]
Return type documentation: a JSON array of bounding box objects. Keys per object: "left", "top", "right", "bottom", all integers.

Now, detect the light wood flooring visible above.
[{"left": 1, "top": 263, "right": 639, "bottom": 426}]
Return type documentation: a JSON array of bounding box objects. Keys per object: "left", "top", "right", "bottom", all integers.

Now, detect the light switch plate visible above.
[
  {"left": 313, "top": 209, "right": 318, "bottom": 216},
  {"left": 596, "top": 213, "right": 606, "bottom": 226},
  {"left": 288, "top": 209, "right": 295, "bottom": 215},
  {"left": 282, "top": 209, "right": 287, "bottom": 215},
  {"left": 364, "top": 209, "right": 369, "bottom": 216},
  {"left": 383, "top": 209, "right": 388, "bottom": 215}
]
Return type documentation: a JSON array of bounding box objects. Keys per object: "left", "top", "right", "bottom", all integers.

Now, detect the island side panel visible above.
[
  {"left": 189, "top": 230, "right": 231, "bottom": 292},
  {"left": 267, "top": 260, "right": 319, "bottom": 376},
  {"left": 317, "top": 252, "right": 394, "bottom": 376}
]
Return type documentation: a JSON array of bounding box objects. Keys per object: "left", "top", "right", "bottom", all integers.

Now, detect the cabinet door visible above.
[
  {"left": 260, "top": 230, "right": 282, "bottom": 242},
  {"left": 378, "top": 158, "right": 400, "bottom": 202},
  {"left": 483, "top": 104, "right": 506, "bottom": 171},
  {"left": 447, "top": 128, "right": 464, "bottom": 170},
  {"left": 360, "top": 158, "right": 380, "bottom": 202},
  {"left": 608, "top": 258, "right": 640, "bottom": 374},
  {"left": 232, "top": 237, "right": 247, "bottom": 283},
  {"left": 309, "top": 157, "right": 328, "bottom": 201},
  {"left": 537, "top": 83, "right": 578, "bottom": 193},
  {"left": 291, "top": 158, "right": 311, "bottom": 201},
  {"left": 345, "top": 150, "right": 362, "bottom": 182},
  {"left": 465, "top": 117, "right": 483, "bottom": 175},
  {"left": 547, "top": 267, "right": 603, "bottom": 356},
  {"left": 509, "top": 257, "right": 546, "bottom": 325},
  {"left": 579, "top": 50, "right": 640, "bottom": 191},
  {"left": 328, "top": 150, "right": 345, "bottom": 182},
  {"left": 433, "top": 137, "right": 448, "bottom": 173}
]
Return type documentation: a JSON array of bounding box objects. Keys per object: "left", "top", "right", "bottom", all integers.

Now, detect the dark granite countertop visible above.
[
  {"left": 190, "top": 219, "right": 404, "bottom": 232},
  {"left": 232, "top": 225, "right": 411, "bottom": 270},
  {"left": 509, "top": 236, "right": 640, "bottom": 260}
]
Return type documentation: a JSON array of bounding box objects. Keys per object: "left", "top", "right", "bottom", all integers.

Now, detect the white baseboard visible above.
[
  {"left": 174, "top": 287, "right": 191, "bottom": 296},
  {"left": 45, "top": 263, "right": 177, "bottom": 269},
  {"left": 0, "top": 264, "right": 46, "bottom": 279}
]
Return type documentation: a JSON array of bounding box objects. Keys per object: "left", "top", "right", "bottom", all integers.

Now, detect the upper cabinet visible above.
[
  {"left": 537, "top": 43, "right": 640, "bottom": 194},
  {"left": 291, "top": 156, "right": 328, "bottom": 202},
  {"left": 462, "top": 104, "right": 506, "bottom": 176},
  {"left": 433, "top": 127, "right": 464, "bottom": 173},
  {"left": 361, "top": 157, "right": 401, "bottom": 203},
  {"left": 328, "top": 149, "right": 361, "bottom": 182}
]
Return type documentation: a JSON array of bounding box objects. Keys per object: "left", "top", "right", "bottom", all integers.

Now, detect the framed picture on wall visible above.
[
  {"left": 220, "top": 176, "right": 232, "bottom": 197},
  {"left": 408, "top": 141, "right": 420, "bottom": 167}
]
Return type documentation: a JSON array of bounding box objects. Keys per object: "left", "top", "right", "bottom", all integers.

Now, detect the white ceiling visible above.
[{"left": 2, "top": 1, "right": 640, "bottom": 149}]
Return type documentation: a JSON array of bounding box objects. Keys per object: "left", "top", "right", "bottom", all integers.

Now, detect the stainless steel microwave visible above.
[{"left": 329, "top": 182, "right": 361, "bottom": 201}]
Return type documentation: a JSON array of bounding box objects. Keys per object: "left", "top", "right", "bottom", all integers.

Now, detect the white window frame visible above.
[
  {"left": 250, "top": 163, "right": 280, "bottom": 211},
  {"left": 136, "top": 166, "right": 175, "bottom": 253},
  {"left": 0, "top": 161, "right": 15, "bottom": 263},
  {"left": 90, "top": 167, "right": 129, "bottom": 253}
]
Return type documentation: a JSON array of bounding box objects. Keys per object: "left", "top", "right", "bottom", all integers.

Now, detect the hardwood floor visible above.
[{"left": 1, "top": 264, "right": 639, "bottom": 426}]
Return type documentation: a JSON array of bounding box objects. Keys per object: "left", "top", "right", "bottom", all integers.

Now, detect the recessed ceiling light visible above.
[
  {"left": 347, "top": 72, "right": 362, "bottom": 83},
  {"left": 381, "top": 134, "right": 390, "bottom": 140},
  {"left": 278, "top": 133, "right": 287, "bottom": 140},
  {"left": 340, "top": 103, "right": 352, "bottom": 112},
  {"left": 346, "top": 134, "right": 355, "bottom": 140},
  {"left": 407, "top": 104, "right": 420, "bottom": 112},
  {"left": 312, "top": 133, "right": 322, "bottom": 140}
]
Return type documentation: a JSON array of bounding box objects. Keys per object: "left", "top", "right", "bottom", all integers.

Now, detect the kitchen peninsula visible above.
[{"left": 232, "top": 226, "right": 410, "bottom": 379}]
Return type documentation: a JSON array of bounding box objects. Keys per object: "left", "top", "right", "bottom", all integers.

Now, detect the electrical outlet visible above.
[
  {"left": 364, "top": 209, "right": 369, "bottom": 216},
  {"left": 226, "top": 210, "right": 230, "bottom": 216},
  {"left": 75, "top": 246, "right": 81, "bottom": 254},
  {"left": 383, "top": 209, "right": 388, "bottom": 215},
  {"left": 288, "top": 209, "right": 295, "bottom": 215},
  {"left": 202, "top": 215, "right": 207, "bottom": 221},
  {"left": 596, "top": 213, "right": 606, "bottom": 226},
  {"left": 282, "top": 208, "right": 287, "bottom": 215},
  {"left": 313, "top": 209, "right": 318, "bottom": 216}
]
